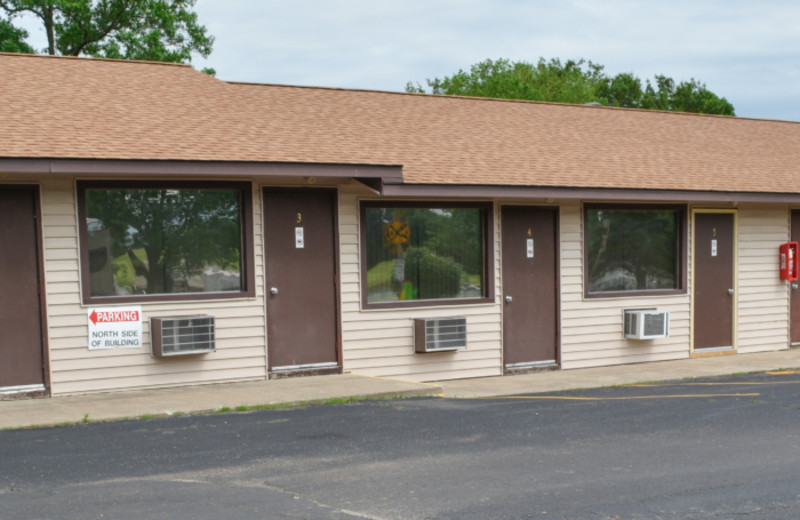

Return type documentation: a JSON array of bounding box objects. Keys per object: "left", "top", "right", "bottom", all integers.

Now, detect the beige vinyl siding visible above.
[
  {"left": 559, "top": 202, "right": 691, "bottom": 369},
  {"left": 40, "top": 178, "right": 267, "bottom": 396},
  {"left": 338, "top": 186, "right": 503, "bottom": 381},
  {"left": 735, "top": 206, "right": 790, "bottom": 353}
]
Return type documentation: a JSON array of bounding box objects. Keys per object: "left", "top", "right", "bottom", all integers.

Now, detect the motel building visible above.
[{"left": 2, "top": 52, "right": 800, "bottom": 397}]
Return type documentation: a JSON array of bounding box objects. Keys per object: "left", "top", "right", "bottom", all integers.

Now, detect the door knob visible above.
[
  {"left": 793, "top": 283, "right": 799, "bottom": 291},
  {"left": 728, "top": 288, "right": 734, "bottom": 295},
  {"left": 505, "top": 295, "right": 513, "bottom": 303},
  {"left": 270, "top": 287, "right": 279, "bottom": 295}
]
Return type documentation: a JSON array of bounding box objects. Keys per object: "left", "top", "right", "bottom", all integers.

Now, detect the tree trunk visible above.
[{"left": 43, "top": 5, "right": 55, "bottom": 55}]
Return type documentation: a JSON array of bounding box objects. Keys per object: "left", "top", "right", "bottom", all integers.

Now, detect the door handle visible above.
[
  {"left": 793, "top": 283, "right": 799, "bottom": 291},
  {"left": 728, "top": 288, "right": 734, "bottom": 295},
  {"left": 505, "top": 295, "right": 513, "bottom": 303},
  {"left": 270, "top": 287, "right": 279, "bottom": 295}
]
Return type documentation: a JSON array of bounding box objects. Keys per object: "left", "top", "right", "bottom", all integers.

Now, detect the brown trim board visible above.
[
  {"left": 583, "top": 203, "right": 688, "bottom": 299},
  {"left": 359, "top": 200, "right": 495, "bottom": 310},
  {"left": 381, "top": 184, "right": 800, "bottom": 204},
  {"left": 0, "top": 159, "right": 403, "bottom": 183},
  {"left": 76, "top": 180, "right": 256, "bottom": 305}
]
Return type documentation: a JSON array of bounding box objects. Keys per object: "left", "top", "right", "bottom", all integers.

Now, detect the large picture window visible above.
[
  {"left": 584, "top": 204, "right": 685, "bottom": 296},
  {"left": 78, "top": 181, "right": 254, "bottom": 303},
  {"left": 361, "top": 201, "right": 492, "bottom": 307}
]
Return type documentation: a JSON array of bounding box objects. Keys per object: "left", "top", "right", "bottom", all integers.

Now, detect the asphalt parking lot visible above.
[{"left": 3, "top": 370, "right": 800, "bottom": 519}]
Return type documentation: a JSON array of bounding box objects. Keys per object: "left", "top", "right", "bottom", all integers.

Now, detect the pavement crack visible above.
[{"left": 225, "top": 479, "right": 392, "bottom": 520}]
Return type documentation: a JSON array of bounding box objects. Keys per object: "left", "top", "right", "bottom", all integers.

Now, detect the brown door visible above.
[
  {"left": 263, "top": 189, "right": 339, "bottom": 373},
  {"left": 791, "top": 211, "right": 800, "bottom": 343},
  {"left": 693, "top": 212, "right": 735, "bottom": 351},
  {"left": 501, "top": 206, "right": 559, "bottom": 369},
  {"left": 0, "top": 186, "right": 47, "bottom": 391}
]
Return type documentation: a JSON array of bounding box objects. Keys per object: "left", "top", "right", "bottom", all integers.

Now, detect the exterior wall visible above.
[
  {"left": 559, "top": 202, "right": 691, "bottom": 369},
  {"left": 24, "top": 177, "right": 797, "bottom": 394},
  {"left": 41, "top": 177, "right": 268, "bottom": 396},
  {"left": 735, "top": 205, "right": 790, "bottom": 353},
  {"left": 336, "top": 195, "right": 794, "bottom": 381},
  {"left": 338, "top": 185, "right": 503, "bottom": 381}
]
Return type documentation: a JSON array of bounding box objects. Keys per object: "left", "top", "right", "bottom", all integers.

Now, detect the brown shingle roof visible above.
[{"left": 3, "top": 52, "right": 800, "bottom": 194}]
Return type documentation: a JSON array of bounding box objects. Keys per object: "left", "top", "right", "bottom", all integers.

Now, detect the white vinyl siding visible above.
[
  {"left": 735, "top": 205, "right": 790, "bottom": 353},
  {"left": 32, "top": 178, "right": 795, "bottom": 393},
  {"left": 559, "top": 203, "right": 690, "bottom": 369},
  {"left": 338, "top": 186, "right": 502, "bottom": 381},
  {"left": 40, "top": 178, "right": 267, "bottom": 396}
]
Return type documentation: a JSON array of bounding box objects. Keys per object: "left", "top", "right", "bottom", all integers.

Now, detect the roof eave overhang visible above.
[
  {"left": 381, "top": 182, "right": 800, "bottom": 204},
  {"left": 0, "top": 158, "right": 403, "bottom": 187}
]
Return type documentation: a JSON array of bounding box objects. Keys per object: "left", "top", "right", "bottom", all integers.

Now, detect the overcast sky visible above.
[{"left": 15, "top": 1, "right": 800, "bottom": 121}]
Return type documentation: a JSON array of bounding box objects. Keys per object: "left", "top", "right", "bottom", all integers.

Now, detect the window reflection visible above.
[
  {"left": 364, "top": 206, "right": 485, "bottom": 303},
  {"left": 586, "top": 207, "right": 680, "bottom": 293},
  {"left": 85, "top": 188, "right": 243, "bottom": 297}
]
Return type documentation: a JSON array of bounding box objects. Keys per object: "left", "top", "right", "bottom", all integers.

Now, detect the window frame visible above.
[
  {"left": 359, "top": 200, "right": 495, "bottom": 310},
  {"left": 583, "top": 203, "right": 687, "bottom": 299},
  {"left": 77, "top": 180, "right": 255, "bottom": 305}
]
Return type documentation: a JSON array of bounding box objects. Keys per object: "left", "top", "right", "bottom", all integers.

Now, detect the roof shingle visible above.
[{"left": 2, "top": 52, "right": 800, "bottom": 194}]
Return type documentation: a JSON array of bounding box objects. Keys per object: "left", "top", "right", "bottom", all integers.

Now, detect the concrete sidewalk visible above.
[{"left": 2, "top": 348, "right": 800, "bottom": 430}]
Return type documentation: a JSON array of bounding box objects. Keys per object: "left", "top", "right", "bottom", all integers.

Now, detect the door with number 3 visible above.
[{"left": 263, "top": 189, "right": 340, "bottom": 374}]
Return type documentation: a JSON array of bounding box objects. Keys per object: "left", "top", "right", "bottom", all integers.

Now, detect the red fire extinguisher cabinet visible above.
[{"left": 779, "top": 242, "right": 799, "bottom": 281}]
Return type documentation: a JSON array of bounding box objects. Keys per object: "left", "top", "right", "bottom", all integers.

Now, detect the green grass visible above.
[
  {"left": 366, "top": 259, "right": 395, "bottom": 290},
  {"left": 112, "top": 250, "right": 142, "bottom": 287},
  {"left": 3, "top": 394, "right": 417, "bottom": 431}
]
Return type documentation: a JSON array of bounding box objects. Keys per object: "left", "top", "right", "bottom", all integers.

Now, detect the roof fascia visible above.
[
  {"left": 381, "top": 183, "right": 800, "bottom": 204},
  {"left": 0, "top": 159, "right": 403, "bottom": 182}
]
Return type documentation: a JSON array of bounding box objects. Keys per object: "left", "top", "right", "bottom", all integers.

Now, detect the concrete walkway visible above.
[{"left": 2, "top": 348, "right": 800, "bottom": 430}]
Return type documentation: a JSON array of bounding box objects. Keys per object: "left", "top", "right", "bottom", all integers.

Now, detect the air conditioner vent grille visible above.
[
  {"left": 414, "top": 317, "right": 467, "bottom": 353},
  {"left": 151, "top": 316, "right": 215, "bottom": 357},
  {"left": 624, "top": 310, "right": 669, "bottom": 340}
]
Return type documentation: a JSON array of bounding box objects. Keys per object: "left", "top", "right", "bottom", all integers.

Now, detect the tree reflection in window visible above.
[
  {"left": 586, "top": 207, "right": 680, "bottom": 293},
  {"left": 85, "top": 188, "right": 243, "bottom": 297},
  {"left": 364, "top": 205, "right": 485, "bottom": 303}
]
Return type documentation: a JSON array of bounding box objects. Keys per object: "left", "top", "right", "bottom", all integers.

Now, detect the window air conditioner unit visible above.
[
  {"left": 623, "top": 309, "right": 669, "bottom": 340},
  {"left": 414, "top": 317, "right": 467, "bottom": 353},
  {"left": 151, "top": 316, "right": 215, "bottom": 357}
]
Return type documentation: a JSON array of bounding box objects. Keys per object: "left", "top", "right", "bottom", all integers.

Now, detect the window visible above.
[
  {"left": 78, "top": 181, "right": 254, "bottom": 303},
  {"left": 584, "top": 204, "right": 685, "bottom": 296},
  {"left": 361, "top": 201, "right": 493, "bottom": 308}
]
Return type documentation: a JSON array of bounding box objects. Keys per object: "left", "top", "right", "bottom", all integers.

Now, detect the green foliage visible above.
[
  {"left": 0, "top": 0, "right": 212, "bottom": 64},
  {"left": 365, "top": 259, "right": 396, "bottom": 291},
  {"left": 404, "top": 246, "right": 463, "bottom": 299},
  {"left": 0, "top": 16, "right": 33, "bottom": 52},
  {"left": 586, "top": 208, "right": 678, "bottom": 292},
  {"left": 364, "top": 206, "right": 484, "bottom": 302},
  {"left": 86, "top": 188, "right": 242, "bottom": 295},
  {"left": 409, "top": 57, "right": 735, "bottom": 116}
]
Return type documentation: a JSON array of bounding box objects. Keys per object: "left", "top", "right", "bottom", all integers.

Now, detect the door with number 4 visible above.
[
  {"left": 501, "top": 206, "right": 559, "bottom": 371},
  {"left": 263, "top": 189, "right": 340, "bottom": 375}
]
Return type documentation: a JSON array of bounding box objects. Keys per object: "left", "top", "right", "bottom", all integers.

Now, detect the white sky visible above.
[{"left": 14, "top": 1, "right": 800, "bottom": 121}]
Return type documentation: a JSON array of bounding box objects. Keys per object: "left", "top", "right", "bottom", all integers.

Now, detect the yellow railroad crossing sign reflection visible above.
[{"left": 384, "top": 220, "right": 410, "bottom": 247}]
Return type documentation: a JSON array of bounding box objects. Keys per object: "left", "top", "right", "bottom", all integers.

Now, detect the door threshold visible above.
[
  {"left": 0, "top": 384, "right": 47, "bottom": 400},
  {"left": 505, "top": 360, "right": 557, "bottom": 370},
  {"left": 0, "top": 383, "right": 45, "bottom": 395},
  {"left": 692, "top": 346, "right": 736, "bottom": 358},
  {"left": 504, "top": 360, "right": 558, "bottom": 375},
  {"left": 270, "top": 362, "right": 340, "bottom": 379}
]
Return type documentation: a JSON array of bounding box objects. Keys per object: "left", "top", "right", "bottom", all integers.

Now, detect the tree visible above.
[
  {"left": 408, "top": 58, "right": 735, "bottom": 116},
  {"left": 407, "top": 58, "right": 603, "bottom": 105},
  {"left": 0, "top": 16, "right": 32, "bottom": 52},
  {"left": 86, "top": 188, "right": 242, "bottom": 296},
  {"left": 0, "top": 0, "right": 212, "bottom": 66},
  {"left": 640, "top": 76, "right": 734, "bottom": 115}
]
